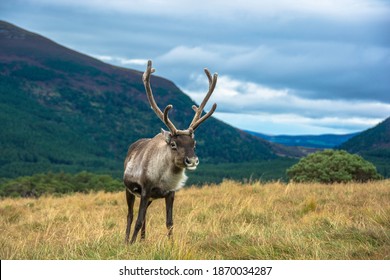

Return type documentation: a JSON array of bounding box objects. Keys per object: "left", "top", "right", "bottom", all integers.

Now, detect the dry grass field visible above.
[{"left": 0, "top": 180, "right": 389, "bottom": 259}]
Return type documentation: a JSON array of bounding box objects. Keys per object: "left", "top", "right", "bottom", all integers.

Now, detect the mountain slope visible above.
[
  {"left": 339, "top": 117, "right": 390, "bottom": 177},
  {"left": 0, "top": 21, "right": 275, "bottom": 178},
  {"left": 339, "top": 117, "right": 390, "bottom": 152}
]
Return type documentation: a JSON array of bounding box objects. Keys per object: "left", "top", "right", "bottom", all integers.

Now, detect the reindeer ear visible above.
[{"left": 161, "top": 128, "right": 172, "bottom": 144}]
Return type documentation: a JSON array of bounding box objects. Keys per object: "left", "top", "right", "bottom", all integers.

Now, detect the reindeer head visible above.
[{"left": 143, "top": 60, "right": 217, "bottom": 170}]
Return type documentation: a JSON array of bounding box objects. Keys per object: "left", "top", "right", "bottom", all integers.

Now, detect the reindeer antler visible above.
[
  {"left": 143, "top": 60, "right": 217, "bottom": 135},
  {"left": 143, "top": 60, "right": 180, "bottom": 135},
  {"left": 188, "top": 68, "right": 218, "bottom": 131}
]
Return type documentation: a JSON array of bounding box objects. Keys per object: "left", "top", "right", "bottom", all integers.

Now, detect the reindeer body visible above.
[
  {"left": 124, "top": 133, "right": 188, "bottom": 199},
  {"left": 124, "top": 60, "right": 217, "bottom": 244}
]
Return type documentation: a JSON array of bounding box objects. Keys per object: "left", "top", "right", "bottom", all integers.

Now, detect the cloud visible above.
[
  {"left": 117, "top": 58, "right": 149, "bottom": 66},
  {"left": 92, "top": 46, "right": 390, "bottom": 134},
  {"left": 158, "top": 46, "right": 220, "bottom": 66},
  {"left": 3, "top": 0, "right": 389, "bottom": 135},
  {"left": 214, "top": 112, "right": 382, "bottom": 135},
  {"left": 152, "top": 41, "right": 390, "bottom": 105},
  {"left": 22, "top": 0, "right": 390, "bottom": 20},
  {"left": 183, "top": 74, "right": 390, "bottom": 134},
  {"left": 92, "top": 55, "right": 148, "bottom": 68},
  {"left": 92, "top": 55, "right": 115, "bottom": 62},
  {"left": 186, "top": 74, "right": 390, "bottom": 118}
]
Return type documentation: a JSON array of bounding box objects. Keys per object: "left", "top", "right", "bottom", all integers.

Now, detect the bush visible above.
[{"left": 287, "top": 150, "right": 382, "bottom": 183}]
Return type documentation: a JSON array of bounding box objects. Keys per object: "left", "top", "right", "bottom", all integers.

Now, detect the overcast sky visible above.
[{"left": 1, "top": 0, "right": 390, "bottom": 135}]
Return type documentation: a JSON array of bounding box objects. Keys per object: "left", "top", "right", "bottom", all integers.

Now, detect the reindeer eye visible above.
[{"left": 170, "top": 141, "right": 177, "bottom": 150}]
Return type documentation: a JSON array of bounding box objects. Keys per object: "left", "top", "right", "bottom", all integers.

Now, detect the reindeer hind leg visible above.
[
  {"left": 165, "top": 191, "right": 175, "bottom": 238},
  {"left": 141, "top": 201, "right": 152, "bottom": 240},
  {"left": 125, "top": 189, "right": 135, "bottom": 244}
]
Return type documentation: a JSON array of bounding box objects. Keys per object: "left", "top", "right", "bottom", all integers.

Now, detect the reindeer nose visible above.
[{"left": 185, "top": 157, "right": 199, "bottom": 169}]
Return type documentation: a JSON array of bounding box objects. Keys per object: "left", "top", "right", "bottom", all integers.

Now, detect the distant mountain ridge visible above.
[
  {"left": 0, "top": 21, "right": 276, "bottom": 178},
  {"left": 246, "top": 131, "right": 360, "bottom": 148}
]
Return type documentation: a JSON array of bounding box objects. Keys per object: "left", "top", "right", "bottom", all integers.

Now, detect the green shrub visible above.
[{"left": 287, "top": 150, "right": 382, "bottom": 183}]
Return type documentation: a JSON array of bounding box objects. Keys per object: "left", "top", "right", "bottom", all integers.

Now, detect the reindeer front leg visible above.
[
  {"left": 165, "top": 191, "right": 175, "bottom": 238},
  {"left": 131, "top": 190, "right": 151, "bottom": 244}
]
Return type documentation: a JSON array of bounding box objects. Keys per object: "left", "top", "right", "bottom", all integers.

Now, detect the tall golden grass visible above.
[{"left": 1, "top": 180, "right": 389, "bottom": 259}]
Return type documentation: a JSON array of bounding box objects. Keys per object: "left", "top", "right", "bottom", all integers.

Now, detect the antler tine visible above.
[
  {"left": 163, "top": 105, "right": 178, "bottom": 135},
  {"left": 191, "top": 103, "right": 217, "bottom": 131},
  {"left": 205, "top": 68, "right": 213, "bottom": 87},
  {"left": 189, "top": 68, "right": 218, "bottom": 130},
  {"left": 143, "top": 60, "right": 178, "bottom": 135}
]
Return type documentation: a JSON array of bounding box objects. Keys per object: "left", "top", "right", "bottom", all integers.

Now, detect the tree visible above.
[{"left": 287, "top": 149, "right": 382, "bottom": 183}]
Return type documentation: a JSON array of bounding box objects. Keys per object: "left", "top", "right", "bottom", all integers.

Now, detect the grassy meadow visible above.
[{"left": 0, "top": 180, "right": 389, "bottom": 260}]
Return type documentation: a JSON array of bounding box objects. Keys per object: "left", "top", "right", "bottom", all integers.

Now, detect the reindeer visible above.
[{"left": 124, "top": 60, "right": 217, "bottom": 244}]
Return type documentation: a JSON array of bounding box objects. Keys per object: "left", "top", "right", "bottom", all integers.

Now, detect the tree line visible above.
[{"left": 0, "top": 150, "right": 383, "bottom": 198}]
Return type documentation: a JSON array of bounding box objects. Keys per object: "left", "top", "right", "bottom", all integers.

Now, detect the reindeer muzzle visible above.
[{"left": 184, "top": 156, "right": 199, "bottom": 170}]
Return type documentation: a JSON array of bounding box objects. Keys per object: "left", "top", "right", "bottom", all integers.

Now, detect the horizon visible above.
[{"left": 1, "top": 0, "right": 389, "bottom": 135}]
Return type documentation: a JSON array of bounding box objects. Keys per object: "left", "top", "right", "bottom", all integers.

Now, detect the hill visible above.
[
  {"left": 246, "top": 130, "right": 359, "bottom": 148},
  {"left": 339, "top": 117, "right": 390, "bottom": 177},
  {"left": 0, "top": 21, "right": 278, "bottom": 179}
]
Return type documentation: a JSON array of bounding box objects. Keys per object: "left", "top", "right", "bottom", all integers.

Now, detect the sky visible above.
[{"left": 1, "top": 0, "right": 390, "bottom": 135}]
